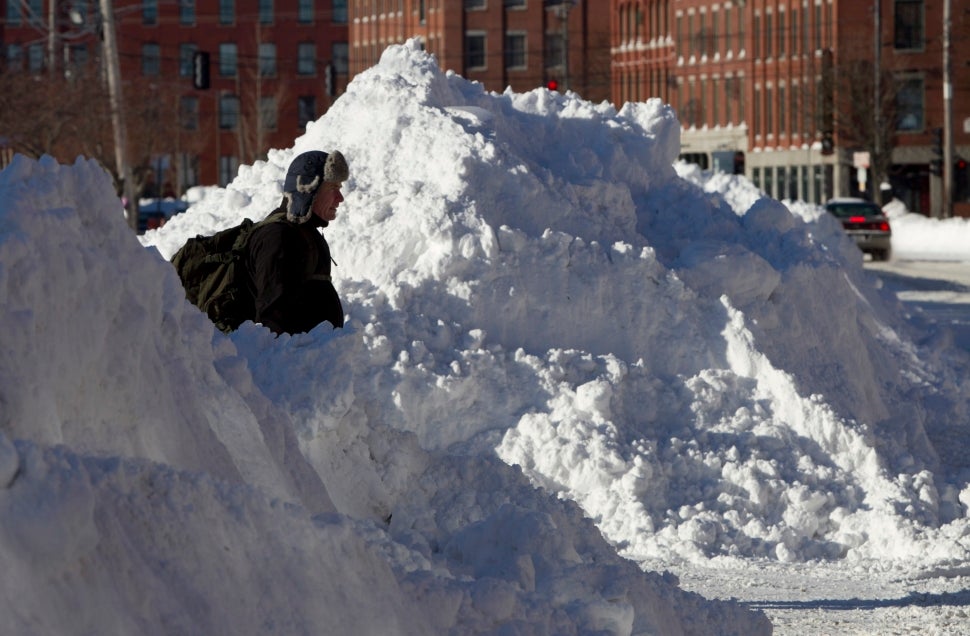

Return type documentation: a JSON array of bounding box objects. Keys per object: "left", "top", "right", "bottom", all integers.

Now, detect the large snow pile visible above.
[{"left": 3, "top": 40, "right": 970, "bottom": 634}]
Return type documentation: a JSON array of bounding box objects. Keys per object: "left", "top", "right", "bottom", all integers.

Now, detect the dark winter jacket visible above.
[{"left": 244, "top": 205, "right": 344, "bottom": 335}]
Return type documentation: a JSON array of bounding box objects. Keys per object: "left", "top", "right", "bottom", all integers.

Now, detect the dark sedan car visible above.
[{"left": 824, "top": 198, "right": 892, "bottom": 261}]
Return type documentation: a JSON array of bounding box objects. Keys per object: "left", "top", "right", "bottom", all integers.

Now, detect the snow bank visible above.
[{"left": 3, "top": 39, "right": 970, "bottom": 634}]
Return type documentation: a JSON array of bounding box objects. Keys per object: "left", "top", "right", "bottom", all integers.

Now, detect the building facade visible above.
[
  {"left": 2, "top": 0, "right": 349, "bottom": 190},
  {"left": 349, "top": 0, "right": 611, "bottom": 103},
  {"left": 612, "top": 0, "right": 970, "bottom": 216}
]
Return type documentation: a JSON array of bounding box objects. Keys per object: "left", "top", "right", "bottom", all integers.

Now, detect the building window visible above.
[
  {"left": 726, "top": 75, "right": 742, "bottom": 124},
  {"left": 27, "top": 0, "right": 41, "bottom": 25},
  {"left": 181, "top": 96, "right": 199, "bottom": 130},
  {"left": 142, "top": 43, "right": 161, "bottom": 75},
  {"left": 219, "top": 156, "right": 238, "bottom": 187},
  {"left": 259, "top": 43, "right": 276, "bottom": 76},
  {"left": 505, "top": 0, "right": 525, "bottom": 7},
  {"left": 27, "top": 43, "right": 43, "bottom": 72},
  {"left": 66, "top": 44, "right": 88, "bottom": 72},
  {"left": 685, "top": 79, "right": 702, "bottom": 127},
  {"left": 176, "top": 0, "right": 194, "bottom": 24},
  {"left": 465, "top": 32, "right": 486, "bottom": 70},
  {"left": 180, "top": 0, "right": 195, "bottom": 25},
  {"left": 895, "top": 76, "right": 924, "bottom": 131},
  {"left": 179, "top": 43, "right": 197, "bottom": 76},
  {"left": 505, "top": 32, "right": 526, "bottom": 70},
  {"left": 143, "top": 0, "right": 158, "bottom": 25},
  {"left": 298, "top": 0, "right": 313, "bottom": 23},
  {"left": 219, "top": 43, "right": 237, "bottom": 76},
  {"left": 710, "top": 9, "right": 719, "bottom": 57},
  {"left": 814, "top": 3, "right": 822, "bottom": 51},
  {"left": 753, "top": 13, "right": 761, "bottom": 59},
  {"left": 894, "top": 0, "right": 923, "bottom": 50},
  {"left": 686, "top": 12, "right": 695, "bottom": 57},
  {"left": 778, "top": 11, "right": 785, "bottom": 57},
  {"left": 737, "top": 7, "right": 745, "bottom": 53},
  {"left": 5, "top": 45, "right": 24, "bottom": 71},
  {"left": 333, "top": 0, "right": 347, "bottom": 23},
  {"left": 298, "top": 95, "right": 316, "bottom": 129},
  {"left": 179, "top": 154, "right": 199, "bottom": 189},
  {"left": 801, "top": 7, "right": 812, "bottom": 55},
  {"left": 711, "top": 77, "right": 719, "bottom": 126},
  {"left": 779, "top": 84, "right": 786, "bottom": 134},
  {"left": 6, "top": 0, "right": 21, "bottom": 26},
  {"left": 260, "top": 96, "right": 278, "bottom": 130},
  {"left": 219, "top": 94, "right": 239, "bottom": 129},
  {"left": 676, "top": 14, "right": 683, "bottom": 58},
  {"left": 545, "top": 32, "right": 564, "bottom": 69},
  {"left": 259, "top": 0, "right": 272, "bottom": 23},
  {"left": 219, "top": 0, "right": 234, "bottom": 25},
  {"left": 297, "top": 43, "right": 316, "bottom": 75},
  {"left": 465, "top": 0, "right": 485, "bottom": 9},
  {"left": 754, "top": 85, "right": 761, "bottom": 138},
  {"left": 332, "top": 41, "right": 349, "bottom": 74}
]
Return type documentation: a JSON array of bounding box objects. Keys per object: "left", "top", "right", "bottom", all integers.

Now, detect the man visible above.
[{"left": 245, "top": 149, "right": 349, "bottom": 335}]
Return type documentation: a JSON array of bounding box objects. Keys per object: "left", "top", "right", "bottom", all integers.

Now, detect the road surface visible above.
[{"left": 866, "top": 259, "right": 970, "bottom": 351}]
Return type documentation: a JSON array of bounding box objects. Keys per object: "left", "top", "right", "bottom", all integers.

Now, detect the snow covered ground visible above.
[{"left": 3, "top": 40, "right": 970, "bottom": 634}]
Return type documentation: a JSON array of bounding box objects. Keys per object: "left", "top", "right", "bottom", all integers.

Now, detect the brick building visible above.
[
  {"left": 349, "top": 0, "right": 611, "bottom": 103},
  {"left": 1, "top": 0, "right": 349, "bottom": 189},
  {"left": 612, "top": 0, "right": 970, "bottom": 216}
]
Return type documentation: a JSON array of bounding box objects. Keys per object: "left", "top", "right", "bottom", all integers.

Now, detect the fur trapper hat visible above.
[{"left": 282, "top": 150, "right": 349, "bottom": 223}]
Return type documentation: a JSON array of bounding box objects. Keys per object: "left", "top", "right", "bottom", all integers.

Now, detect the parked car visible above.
[
  {"left": 137, "top": 198, "right": 189, "bottom": 234},
  {"left": 824, "top": 198, "right": 892, "bottom": 261}
]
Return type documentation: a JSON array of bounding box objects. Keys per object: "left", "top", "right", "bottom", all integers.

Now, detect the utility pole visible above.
[
  {"left": 873, "top": 0, "right": 882, "bottom": 202},
  {"left": 942, "top": 0, "right": 954, "bottom": 218},
  {"left": 98, "top": 0, "right": 138, "bottom": 230},
  {"left": 47, "top": 0, "right": 57, "bottom": 72}
]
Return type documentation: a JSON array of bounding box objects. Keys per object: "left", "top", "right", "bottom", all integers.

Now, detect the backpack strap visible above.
[{"left": 242, "top": 209, "right": 326, "bottom": 282}]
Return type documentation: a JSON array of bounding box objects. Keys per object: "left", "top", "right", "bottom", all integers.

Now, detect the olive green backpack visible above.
[{"left": 171, "top": 210, "right": 288, "bottom": 333}]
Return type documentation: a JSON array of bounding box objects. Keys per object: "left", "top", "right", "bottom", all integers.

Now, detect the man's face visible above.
[{"left": 311, "top": 183, "right": 344, "bottom": 222}]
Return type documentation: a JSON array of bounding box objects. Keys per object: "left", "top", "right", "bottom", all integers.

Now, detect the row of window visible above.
[
  {"left": 4, "top": 43, "right": 48, "bottom": 72},
  {"left": 143, "top": 0, "right": 346, "bottom": 26},
  {"left": 673, "top": 3, "right": 833, "bottom": 62},
  {"left": 2, "top": 39, "right": 349, "bottom": 78},
  {"left": 752, "top": 163, "right": 834, "bottom": 204},
  {"left": 463, "top": 31, "right": 563, "bottom": 71},
  {"left": 464, "top": 0, "right": 527, "bottom": 9},
  {"left": 155, "top": 41, "right": 348, "bottom": 78},
  {"left": 676, "top": 73, "right": 924, "bottom": 136},
  {"left": 617, "top": 0, "right": 926, "bottom": 59},
  {"left": 180, "top": 93, "right": 317, "bottom": 131},
  {"left": 3, "top": 0, "right": 347, "bottom": 27}
]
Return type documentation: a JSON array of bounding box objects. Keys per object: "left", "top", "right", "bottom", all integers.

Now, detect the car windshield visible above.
[{"left": 826, "top": 203, "right": 882, "bottom": 219}]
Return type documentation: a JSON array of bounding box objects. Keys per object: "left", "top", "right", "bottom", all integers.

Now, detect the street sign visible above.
[{"left": 853, "top": 152, "right": 870, "bottom": 169}]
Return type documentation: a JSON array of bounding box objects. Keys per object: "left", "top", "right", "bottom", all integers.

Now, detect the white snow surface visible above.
[{"left": 3, "top": 41, "right": 970, "bottom": 634}]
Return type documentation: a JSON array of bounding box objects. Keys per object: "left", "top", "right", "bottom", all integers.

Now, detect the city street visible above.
[{"left": 867, "top": 259, "right": 970, "bottom": 351}]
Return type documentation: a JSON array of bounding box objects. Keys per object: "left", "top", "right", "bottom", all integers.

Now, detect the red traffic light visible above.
[
  {"left": 546, "top": 79, "right": 558, "bottom": 91},
  {"left": 957, "top": 159, "right": 968, "bottom": 171}
]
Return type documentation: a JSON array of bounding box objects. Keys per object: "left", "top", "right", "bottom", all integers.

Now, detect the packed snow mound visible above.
[
  {"left": 0, "top": 45, "right": 777, "bottom": 635},
  {"left": 159, "top": 41, "right": 970, "bottom": 567},
  {"left": 3, "top": 38, "right": 970, "bottom": 635}
]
